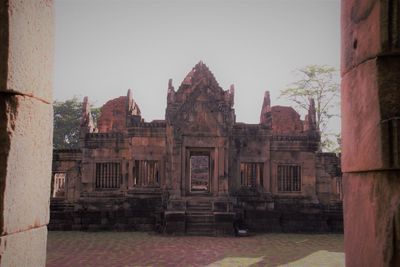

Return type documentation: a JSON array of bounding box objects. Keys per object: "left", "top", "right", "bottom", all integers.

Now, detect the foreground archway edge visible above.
[
  {"left": 0, "top": 0, "right": 53, "bottom": 265},
  {"left": 341, "top": 0, "right": 400, "bottom": 266}
]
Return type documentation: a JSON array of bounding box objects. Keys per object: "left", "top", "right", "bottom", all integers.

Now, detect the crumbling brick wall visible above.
[
  {"left": 97, "top": 96, "right": 127, "bottom": 132},
  {"left": 271, "top": 106, "right": 303, "bottom": 134}
]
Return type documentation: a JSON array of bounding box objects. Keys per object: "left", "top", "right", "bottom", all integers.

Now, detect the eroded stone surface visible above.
[
  {"left": 2, "top": 0, "right": 53, "bottom": 102},
  {"left": 343, "top": 171, "right": 400, "bottom": 267},
  {"left": 341, "top": 0, "right": 381, "bottom": 74},
  {"left": 341, "top": 1, "right": 400, "bottom": 266},
  {"left": 341, "top": 58, "right": 384, "bottom": 171},
  {"left": 0, "top": 0, "right": 53, "bottom": 265},
  {"left": 0, "top": 2, "right": 8, "bottom": 91},
  {"left": 0, "top": 226, "right": 47, "bottom": 267},
  {"left": 342, "top": 56, "right": 400, "bottom": 172},
  {"left": 270, "top": 106, "right": 303, "bottom": 134},
  {"left": 0, "top": 95, "right": 52, "bottom": 235},
  {"left": 377, "top": 56, "right": 400, "bottom": 121},
  {"left": 341, "top": 0, "right": 400, "bottom": 75},
  {"left": 97, "top": 96, "right": 141, "bottom": 133}
]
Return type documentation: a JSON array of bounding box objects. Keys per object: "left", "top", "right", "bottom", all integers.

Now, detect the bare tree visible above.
[{"left": 280, "top": 65, "right": 340, "bottom": 152}]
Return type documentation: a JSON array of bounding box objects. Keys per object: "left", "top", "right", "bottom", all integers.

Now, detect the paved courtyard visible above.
[{"left": 47, "top": 231, "right": 344, "bottom": 267}]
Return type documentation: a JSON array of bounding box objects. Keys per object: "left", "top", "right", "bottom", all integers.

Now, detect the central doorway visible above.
[{"left": 189, "top": 152, "right": 210, "bottom": 193}]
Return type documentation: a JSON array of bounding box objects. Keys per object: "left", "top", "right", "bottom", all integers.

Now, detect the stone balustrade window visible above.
[
  {"left": 277, "top": 165, "right": 301, "bottom": 192},
  {"left": 95, "top": 162, "right": 121, "bottom": 189},
  {"left": 240, "top": 163, "right": 263, "bottom": 187},
  {"left": 133, "top": 160, "right": 160, "bottom": 187},
  {"left": 52, "top": 173, "right": 66, "bottom": 197}
]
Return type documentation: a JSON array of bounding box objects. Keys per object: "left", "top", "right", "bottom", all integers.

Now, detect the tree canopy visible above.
[
  {"left": 280, "top": 65, "right": 340, "bottom": 152},
  {"left": 53, "top": 97, "right": 100, "bottom": 149}
]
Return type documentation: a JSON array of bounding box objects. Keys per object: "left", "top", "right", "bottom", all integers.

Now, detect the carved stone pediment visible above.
[
  {"left": 172, "top": 90, "right": 233, "bottom": 135},
  {"left": 166, "top": 62, "right": 235, "bottom": 139}
]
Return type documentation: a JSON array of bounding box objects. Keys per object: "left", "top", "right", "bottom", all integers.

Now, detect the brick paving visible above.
[{"left": 46, "top": 232, "right": 344, "bottom": 267}]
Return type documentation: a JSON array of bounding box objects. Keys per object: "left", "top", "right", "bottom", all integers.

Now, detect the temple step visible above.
[
  {"left": 186, "top": 214, "right": 214, "bottom": 224},
  {"left": 186, "top": 223, "right": 215, "bottom": 236},
  {"left": 186, "top": 200, "right": 212, "bottom": 211},
  {"left": 185, "top": 211, "right": 215, "bottom": 236},
  {"left": 50, "top": 199, "right": 74, "bottom": 212}
]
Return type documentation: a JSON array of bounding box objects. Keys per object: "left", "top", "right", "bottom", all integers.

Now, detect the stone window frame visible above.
[
  {"left": 276, "top": 163, "right": 302, "bottom": 193},
  {"left": 51, "top": 172, "right": 66, "bottom": 198},
  {"left": 239, "top": 162, "right": 264, "bottom": 188},
  {"left": 94, "top": 161, "right": 122, "bottom": 190},
  {"left": 132, "top": 159, "right": 161, "bottom": 188}
]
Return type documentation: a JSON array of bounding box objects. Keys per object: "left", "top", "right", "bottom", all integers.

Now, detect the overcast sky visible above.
[{"left": 54, "top": 0, "right": 340, "bottom": 129}]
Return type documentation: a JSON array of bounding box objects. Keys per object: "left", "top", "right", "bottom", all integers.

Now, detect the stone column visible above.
[
  {"left": 127, "top": 160, "right": 134, "bottom": 189},
  {"left": 211, "top": 147, "right": 218, "bottom": 196},
  {"left": 0, "top": 0, "right": 53, "bottom": 266},
  {"left": 170, "top": 139, "right": 182, "bottom": 198},
  {"left": 341, "top": 0, "right": 400, "bottom": 266}
]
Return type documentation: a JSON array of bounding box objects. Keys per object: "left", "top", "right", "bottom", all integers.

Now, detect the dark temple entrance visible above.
[{"left": 190, "top": 152, "right": 210, "bottom": 193}]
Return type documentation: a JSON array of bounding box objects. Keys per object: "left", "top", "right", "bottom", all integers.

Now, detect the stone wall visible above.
[
  {"left": 230, "top": 124, "right": 270, "bottom": 192},
  {"left": 237, "top": 192, "right": 342, "bottom": 233},
  {"left": 341, "top": 0, "right": 400, "bottom": 266},
  {"left": 49, "top": 196, "right": 163, "bottom": 232},
  {"left": 52, "top": 149, "right": 81, "bottom": 202},
  {"left": 0, "top": 0, "right": 53, "bottom": 265},
  {"left": 270, "top": 151, "right": 317, "bottom": 198},
  {"left": 243, "top": 208, "right": 343, "bottom": 233},
  {"left": 316, "top": 153, "right": 341, "bottom": 204}
]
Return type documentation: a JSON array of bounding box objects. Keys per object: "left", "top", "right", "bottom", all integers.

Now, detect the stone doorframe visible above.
[{"left": 183, "top": 147, "right": 215, "bottom": 196}]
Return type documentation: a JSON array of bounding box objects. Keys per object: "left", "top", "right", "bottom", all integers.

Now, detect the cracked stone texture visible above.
[
  {"left": 0, "top": 0, "right": 54, "bottom": 102},
  {"left": 0, "top": 226, "right": 47, "bottom": 267},
  {"left": 341, "top": 0, "right": 399, "bottom": 75},
  {"left": 0, "top": 4, "right": 53, "bottom": 266},
  {"left": 0, "top": 95, "right": 52, "bottom": 235},
  {"left": 342, "top": 57, "right": 400, "bottom": 172},
  {"left": 343, "top": 171, "right": 400, "bottom": 267}
]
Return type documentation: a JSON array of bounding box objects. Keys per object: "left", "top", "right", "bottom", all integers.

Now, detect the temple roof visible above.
[{"left": 178, "top": 61, "right": 221, "bottom": 92}]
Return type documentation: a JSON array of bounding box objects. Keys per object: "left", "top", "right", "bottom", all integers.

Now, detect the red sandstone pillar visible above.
[{"left": 341, "top": 0, "right": 400, "bottom": 266}]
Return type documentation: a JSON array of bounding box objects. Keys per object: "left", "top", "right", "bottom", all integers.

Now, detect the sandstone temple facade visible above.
[{"left": 51, "top": 62, "right": 342, "bottom": 234}]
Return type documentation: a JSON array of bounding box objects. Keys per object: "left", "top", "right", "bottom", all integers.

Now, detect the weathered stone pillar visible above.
[
  {"left": 0, "top": 0, "right": 53, "bottom": 266},
  {"left": 342, "top": 0, "right": 400, "bottom": 266}
]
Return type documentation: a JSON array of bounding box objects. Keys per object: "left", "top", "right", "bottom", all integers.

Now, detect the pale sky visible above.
[{"left": 54, "top": 0, "right": 340, "bottom": 129}]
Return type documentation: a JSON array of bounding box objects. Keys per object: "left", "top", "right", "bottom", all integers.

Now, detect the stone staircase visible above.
[
  {"left": 49, "top": 198, "right": 75, "bottom": 230},
  {"left": 185, "top": 199, "right": 215, "bottom": 236},
  {"left": 50, "top": 198, "right": 75, "bottom": 212}
]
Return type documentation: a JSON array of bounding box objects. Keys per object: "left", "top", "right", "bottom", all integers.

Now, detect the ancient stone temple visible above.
[{"left": 51, "top": 62, "right": 342, "bottom": 235}]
